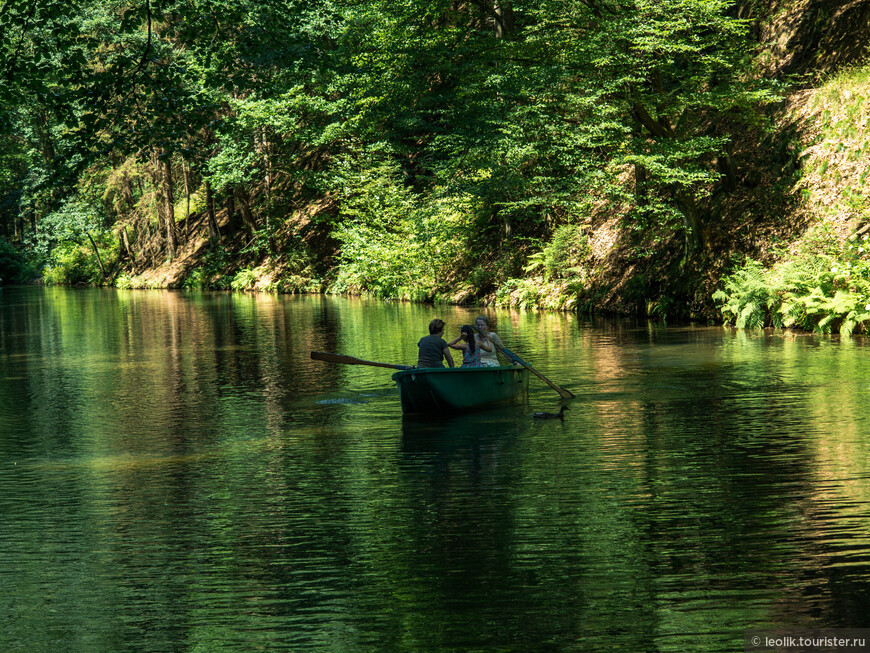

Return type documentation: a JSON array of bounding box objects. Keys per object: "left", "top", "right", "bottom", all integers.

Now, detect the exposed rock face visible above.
[{"left": 759, "top": 0, "right": 870, "bottom": 79}]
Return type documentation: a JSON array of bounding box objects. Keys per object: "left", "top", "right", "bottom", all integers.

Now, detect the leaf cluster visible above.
[{"left": 714, "top": 234, "right": 870, "bottom": 335}]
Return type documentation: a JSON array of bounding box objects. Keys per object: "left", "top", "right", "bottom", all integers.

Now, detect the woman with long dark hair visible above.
[{"left": 448, "top": 325, "right": 492, "bottom": 368}]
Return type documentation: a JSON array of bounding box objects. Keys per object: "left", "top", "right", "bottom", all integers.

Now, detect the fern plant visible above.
[
  {"left": 715, "top": 249, "right": 870, "bottom": 335},
  {"left": 712, "top": 259, "right": 775, "bottom": 328},
  {"left": 230, "top": 268, "right": 258, "bottom": 291}
]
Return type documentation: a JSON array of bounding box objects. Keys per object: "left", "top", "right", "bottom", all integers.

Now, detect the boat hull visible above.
[{"left": 391, "top": 366, "right": 529, "bottom": 414}]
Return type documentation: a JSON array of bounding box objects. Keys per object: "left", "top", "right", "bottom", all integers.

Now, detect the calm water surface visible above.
[{"left": 1, "top": 286, "right": 870, "bottom": 652}]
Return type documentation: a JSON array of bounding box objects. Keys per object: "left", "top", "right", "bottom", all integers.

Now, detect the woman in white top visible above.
[{"left": 474, "top": 315, "right": 504, "bottom": 367}]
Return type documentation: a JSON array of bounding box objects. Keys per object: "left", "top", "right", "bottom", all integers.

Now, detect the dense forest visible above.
[{"left": 1, "top": 0, "right": 869, "bottom": 329}]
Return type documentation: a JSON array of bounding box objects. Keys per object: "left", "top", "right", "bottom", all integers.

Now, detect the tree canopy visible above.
[{"left": 0, "top": 0, "right": 778, "bottom": 302}]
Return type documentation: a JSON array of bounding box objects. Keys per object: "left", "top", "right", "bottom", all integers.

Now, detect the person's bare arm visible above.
[
  {"left": 447, "top": 337, "right": 465, "bottom": 351},
  {"left": 443, "top": 347, "right": 455, "bottom": 367}
]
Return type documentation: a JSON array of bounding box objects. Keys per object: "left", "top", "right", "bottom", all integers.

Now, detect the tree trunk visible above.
[
  {"left": 133, "top": 217, "right": 145, "bottom": 269},
  {"left": 36, "top": 108, "right": 55, "bottom": 202},
  {"left": 125, "top": 225, "right": 133, "bottom": 261},
  {"left": 234, "top": 186, "right": 256, "bottom": 237},
  {"left": 150, "top": 151, "right": 166, "bottom": 256},
  {"left": 634, "top": 164, "right": 648, "bottom": 207},
  {"left": 675, "top": 190, "right": 705, "bottom": 252},
  {"left": 118, "top": 225, "right": 131, "bottom": 261},
  {"left": 205, "top": 180, "right": 220, "bottom": 243},
  {"left": 262, "top": 126, "right": 272, "bottom": 199},
  {"left": 183, "top": 159, "right": 192, "bottom": 240},
  {"left": 86, "top": 232, "right": 107, "bottom": 281},
  {"left": 493, "top": 0, "right": 514, "bottom": 37},
  {"left": 161, "top": 155, "right": 178, "bottom": 260},
  {"left": 123, "top": 173, "right": 135, "bottom": 211},
  {"left": 254, "top": 128, "right": 271, "bottom": 199},
  {"left": 717, "top": 154, "right": 737, "bottom": 192},
  {"left": 225, "top": 186, "right": 238, "bottom": 232},
  {"left": 151, "top": 220, "right": 159, "bottom": 267}
]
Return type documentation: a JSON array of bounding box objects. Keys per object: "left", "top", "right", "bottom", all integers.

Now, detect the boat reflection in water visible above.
[{"left": 399, "top": 406, "right": 528, "bottom": 478}]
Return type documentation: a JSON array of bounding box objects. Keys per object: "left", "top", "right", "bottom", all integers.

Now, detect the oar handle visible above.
[
  {"left": 472, "top": 327, "right": 574, "bottom": 399},
  {"left": 310, "top": 351, "right": 413, "bottom": 370}
]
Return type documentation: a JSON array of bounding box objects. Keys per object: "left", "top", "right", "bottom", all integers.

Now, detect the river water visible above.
[{"left": 1, "top": 286, "right": 869, "bottom": 652}]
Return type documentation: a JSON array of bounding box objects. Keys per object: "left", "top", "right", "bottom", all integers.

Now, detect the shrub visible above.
[
  {"left": 0, "top": 237, "right": 31, "bottom": 283},
  {"left": 32, "top": 197, "right": 117, "bottom": 285},
  {"left": 332, "top": 160, "right": 463, "bottom": 300},
  {"left": 42, "top": 242, "right": 105, "bottom": 285},
  {"left": 524, "top": 224, "right": 591, "bottom": 281},
  {"left": 714, "top": 234, "right": 870, "bottom": 334},
  {"left": 115, "top": 274, "right": 134, "bottom": 289},
  {"left": 182, "top": 245, "right": 232, "bottom": 290},
  {"left": 181, "top": 268, "right": 209, "bottom": 290},
  {"left": 494, "top": 277, "right": 542, "bottom": 308},
  {"left": 230, "top": 267, "right": 258, "bottom": 291}
]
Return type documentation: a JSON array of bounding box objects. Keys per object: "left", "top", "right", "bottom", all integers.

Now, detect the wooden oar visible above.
[
  {"left": 474, "top": 327, "right": 575, "bottom": 399},
  {"left": 311, "top": 351, "right": 413, "bottom": 371}
]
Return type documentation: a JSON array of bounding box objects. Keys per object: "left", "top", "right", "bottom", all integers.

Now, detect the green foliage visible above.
[
  {"left": 524, "top": 225, "right": 591, "bottom": 281},
  {"left": 182, "top": 245, "right": 234, "bottom": 290},
  {"left": 331, "top": 159, "right": 463, "bottom": 300},
  {"left": 712, "top": 259, "right": 778, "bottom": 329},
  {"left": 714, "top": 233, "right": 870, "bottom": 334},
  {"left": 499, "top": 221, "right": 594, "bottom": 309},
  {"left": 181, "top": 268, "right": 210, "bottom": 291},
  {"left": 0, "top": 237, "right": 34, "bottom": 283},
  {"left": 260, "top": 273, "right": 319, "bottom": 294},
  {"left": 43, "top": 239, "right": 117, "bottom": 285},
  {"left": 175, "top": 186, "right": 206, "bottom": 219},
  {"left": 468, "top": 266, "right": 494, "bottom": 291},
  {"left": 181, "top": 239, "right": 321, "bottom": 293},
  {"left": 30, "top": 198, "right": 106, "bottom": 258},
  {"left": 0, "top": 0, "right": 785, "bottom": 310},
  {"left": 0, "top": 0, "right": 85, "bottom": 106},
  {"left": 30, "top": 197, "right": 117, "bottom": 285},
  {"left": 114, "top": 274, "right": 134, "bottom": 290},
  {"left": 230, "top": 267, "right": 258, "bottom": 291},
  {"left": 494, "top": 278, "right": 543, "bottom": 309}
]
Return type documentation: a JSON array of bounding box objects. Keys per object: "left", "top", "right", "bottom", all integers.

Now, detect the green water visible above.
[{"left": 2, "top": 286, "right": 870, "bottom": 652}]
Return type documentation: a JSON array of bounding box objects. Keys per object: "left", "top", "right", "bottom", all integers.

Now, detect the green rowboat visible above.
[{"left": 391, "top": 365, "right": 529, "bottom": 414}]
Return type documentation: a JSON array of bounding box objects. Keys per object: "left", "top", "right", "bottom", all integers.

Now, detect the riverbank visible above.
[
  {"left": 93, "top": 60, "right": 866, "bottom": 332},
  {"left": 3, "top": 2, "right": 867, "bottom": 331}
]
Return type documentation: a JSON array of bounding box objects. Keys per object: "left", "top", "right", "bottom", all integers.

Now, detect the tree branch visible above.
[
  {"left": 129, "top": 0, "right": 153, "bottom": 84},
  {"left": 86, "top": 232, "right": 107, "bottom": 280},
  {"left": 1, "top": 0, "right": 39, "bottom": 84},
  {"left": 632, "top": 102, "right": 673, "bottom": 139}
]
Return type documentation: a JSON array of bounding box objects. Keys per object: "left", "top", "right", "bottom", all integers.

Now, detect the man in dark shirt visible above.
[{"left": 417, "top": 318, "right": 455, "bottom": 368}]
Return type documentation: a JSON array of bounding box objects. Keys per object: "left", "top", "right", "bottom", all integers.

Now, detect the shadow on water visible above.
[
  {"left": 390, "top": 408, "right": 544, "bottom": 651},
  {"left": 400, "top": 406, "right": 527, "bottom": 452}
]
